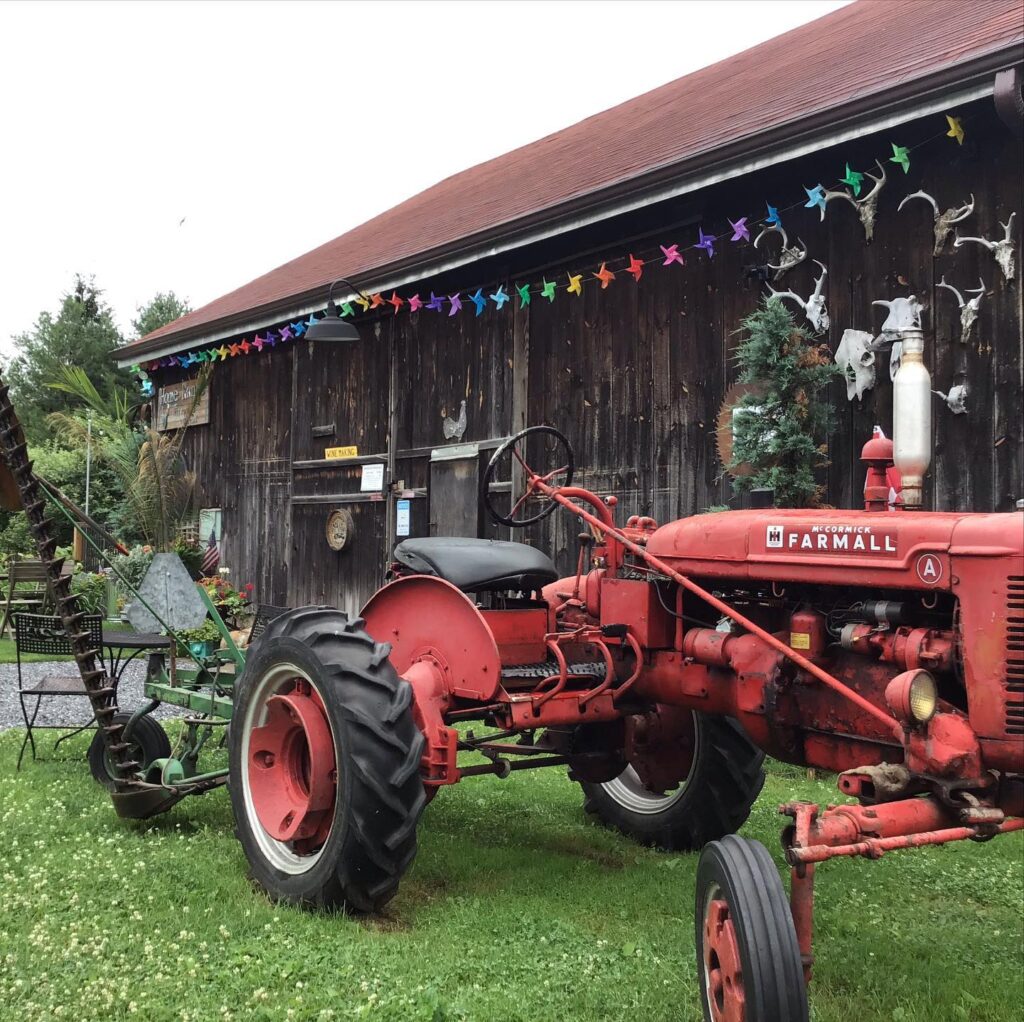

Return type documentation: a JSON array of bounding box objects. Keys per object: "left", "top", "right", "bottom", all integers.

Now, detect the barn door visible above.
[
  {"left": 288, "top": 324, "right": 392, "bottom": 615},
  {"left": 429, "top": 443, "right": 480, "bottom": 536}
]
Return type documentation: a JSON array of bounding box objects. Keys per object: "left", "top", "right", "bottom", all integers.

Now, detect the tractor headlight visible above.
[
  {"left": 908, "top": 671, "right": 938, "bottom": 723},
  {"left": 885, "top": 669, "right": 938, "bottom": 726}
]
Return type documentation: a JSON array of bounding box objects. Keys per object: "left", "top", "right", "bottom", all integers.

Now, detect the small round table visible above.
[{"left": 101, "top": 630, "right": 172, "bottom": 684}]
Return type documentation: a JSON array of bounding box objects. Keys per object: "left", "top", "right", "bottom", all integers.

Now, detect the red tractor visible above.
[{"left": 231, "top": 422, "right": 1023, "bottom": 1022}]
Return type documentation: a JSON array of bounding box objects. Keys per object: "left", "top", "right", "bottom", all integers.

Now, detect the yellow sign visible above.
[
  {"left": 325, "top": 445, "right": 358, "bottom": 460},
  {"left": 789, "top": 632, "right": 811, "bottom": 650}
]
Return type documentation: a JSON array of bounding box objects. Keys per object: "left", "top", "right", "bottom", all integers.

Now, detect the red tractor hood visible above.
[{"left": 645, "top": 509, "right": 1024, "bottom": 591}]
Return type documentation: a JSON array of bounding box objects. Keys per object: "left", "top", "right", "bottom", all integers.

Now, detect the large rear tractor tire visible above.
[
  {"left": 695, "top": 835, "right": 808, "bottom": 1022},
  {"left": 579, "top": 712, "right": 765, "bottom": 851},
  {"left": 229, "top": 607, "right": 426, "bottom": 912}
]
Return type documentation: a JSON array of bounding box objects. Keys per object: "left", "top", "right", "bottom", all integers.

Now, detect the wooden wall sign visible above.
[
  {"left": 156, "top": 378, "right": 211, "bottom": 431},
  {"left": 325, "top": 508, "right": 356, "bottom": 551}
]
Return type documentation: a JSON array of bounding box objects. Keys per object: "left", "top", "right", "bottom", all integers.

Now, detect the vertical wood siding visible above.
[{"left": 176, "top": 101, "right": 1021, "bottom": 608}]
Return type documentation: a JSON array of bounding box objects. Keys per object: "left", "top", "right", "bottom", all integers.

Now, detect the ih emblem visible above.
[{"left": 766, "top": 525, "right": 784, "bottom": 548}]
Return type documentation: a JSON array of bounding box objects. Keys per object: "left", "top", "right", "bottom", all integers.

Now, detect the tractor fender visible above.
[{"left": 361, "top": 575, "right": 502, "bottom": 702}]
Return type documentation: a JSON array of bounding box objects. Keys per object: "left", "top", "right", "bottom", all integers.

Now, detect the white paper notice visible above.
[
  {"left": 361, "top": 462, "right": 385, "bottom": 492},
  {"left": 396, "top": 499, "right": 411, "bottom": 537}
]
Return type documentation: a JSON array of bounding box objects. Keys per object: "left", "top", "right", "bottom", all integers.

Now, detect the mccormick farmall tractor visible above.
[{"left": 0, "top": 302, "right": 1021, "bottom": 1021}]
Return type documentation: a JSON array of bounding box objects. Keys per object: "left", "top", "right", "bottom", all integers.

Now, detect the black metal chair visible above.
[
  {"left": 246, "top": 604, "right": 289, "bottom": 646},
  {"left": 14, "top": 613, "right": 105, "bottom": 770}
]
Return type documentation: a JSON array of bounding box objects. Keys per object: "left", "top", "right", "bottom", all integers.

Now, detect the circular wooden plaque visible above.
[{"left": 325, "top": 508, "right": 356, "bottom": 551}]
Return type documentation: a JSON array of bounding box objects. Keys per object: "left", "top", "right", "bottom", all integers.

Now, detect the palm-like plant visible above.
[{"left": 47, "top": 365, "right": 211, "bottom": 550}]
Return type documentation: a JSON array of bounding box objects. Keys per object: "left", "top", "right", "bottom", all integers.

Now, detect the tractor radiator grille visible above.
[{"left": 1007, "top": 576, "right": 1024, "bottom": 736}]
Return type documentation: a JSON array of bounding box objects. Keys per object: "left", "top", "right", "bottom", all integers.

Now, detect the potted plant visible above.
[
  {"left": 197, "top": 575, "right": 253, "bottom": 628},
  {"left": 177, "top": 618, "right": 222, "bottom": 659}
]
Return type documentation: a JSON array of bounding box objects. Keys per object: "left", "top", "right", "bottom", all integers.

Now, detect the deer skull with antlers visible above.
[
  {"left": 898, "top": 191, "right": 975, "bottom": 255},
  {"left": 765, "top": 260, "right": 830, "bottom": 335},
  {"left": 821, "top": 160, "right": 887, "bottom": 242},
  {"left": 753, "top": 222, "right": 807, "bottom": 280},
  {"left": 936, "top": 276, "right": 986, "bottom": 346},
  {"left": 954, "top": 213, "right": 1017, "bottom": 281}
]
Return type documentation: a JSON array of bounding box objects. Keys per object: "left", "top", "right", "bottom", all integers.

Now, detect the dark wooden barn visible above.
[{"left": 118, "top": 0, "right": 1024, "bottom": 614}]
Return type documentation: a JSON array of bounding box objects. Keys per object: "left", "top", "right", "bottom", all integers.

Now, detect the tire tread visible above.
[{"left": 230, "top": 606, "right": 425, "bottom": 913}]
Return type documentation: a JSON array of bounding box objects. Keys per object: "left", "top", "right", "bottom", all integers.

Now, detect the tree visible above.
[
  {"left": 6, "top": 275, "right": 128, "bottom": 443},
  {"left": 47, "top": 364, "right": 212, "bottom": 550},
  {"left": 131, "top": 291, "right": 191, "bottom": 341},
  {"left": 728, "top": 299, "right": 841, "bottom": 508}
]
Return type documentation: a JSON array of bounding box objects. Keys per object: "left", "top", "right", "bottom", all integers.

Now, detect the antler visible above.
[
  {"left": 911, "top": 193, "right": 976, "bottom": 254},
  {"left": 954, "top": 212, "right": 1016, "bottom": 281},
  {"left": 862, "top": 159, "right": 886, "bottom": 202},
  {"left": 936, "top": 276, "right": 965, "bottom": 308},
  {"left": 898, "top": 190, "right": 939, "bottom": 216},
  {"left": 754, "top": 222, "right": 789, "bottom": 250},
  {"left": 948, "top": 194, "right": 975, "bottom": 224},
  {"left": 834, "top": 160, "right": 887, "bottom": 242},
  {"left": 954, "top": 213, "right": 1013, "bottom": 252},
  {"left": 937, "top": 277, "right": 986, "bottom": 345},
  {"left": 765, "top": 285, "right": 807, "bottom": 310},
  {"left": 821, "top": 188, "right": 856, "bottom": 221},
  {"left": 754, "top": 223, "right": 807, "bottom": 279},
  {"left": 954, "top": 230, "right": 995, "bottom": 252},
  {"left": 810, "top": 259, "right": 827, "bottom": 299},
  {"left": 965, "top": 277, "right": 986, "bottom": 300}
]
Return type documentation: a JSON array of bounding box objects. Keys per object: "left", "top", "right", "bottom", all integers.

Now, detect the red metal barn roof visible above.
[{"left": 121, "top": 0, "right": 1023, "bottom": 360}]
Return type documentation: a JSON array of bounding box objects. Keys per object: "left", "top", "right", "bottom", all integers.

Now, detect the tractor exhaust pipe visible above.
[
  {"left": 892, "top": 327, "right": 931, "bottom": 509},
  {"left": 874, "top": 297, "right": 931, "bottom": 509}
]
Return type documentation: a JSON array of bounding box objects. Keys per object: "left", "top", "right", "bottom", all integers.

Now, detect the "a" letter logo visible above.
[{"left": 915, "top": 553, "right": 944, "bottom": 585}]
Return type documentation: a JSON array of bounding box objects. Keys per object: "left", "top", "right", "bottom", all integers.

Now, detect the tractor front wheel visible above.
[
  {"left": 579, "top": 713, "right": 764, "bottom": 851},
  {"left": 695, "top": 835, "right": 808, "bottom": 1022},
  {"left": 88, "top": 711, "right": 171, "bottom": 789},
  {"left": 229, "top": 607, "right": 426, "bottom": 912}
]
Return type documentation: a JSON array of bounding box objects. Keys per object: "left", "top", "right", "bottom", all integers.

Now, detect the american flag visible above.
[{"left": 201, "top": 528, "right": 220, "bottom": 574}]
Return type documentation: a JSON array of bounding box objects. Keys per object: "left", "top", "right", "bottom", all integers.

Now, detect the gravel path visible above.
[{"left": 0, "top": 660, "right": 189, "bottom": 731}]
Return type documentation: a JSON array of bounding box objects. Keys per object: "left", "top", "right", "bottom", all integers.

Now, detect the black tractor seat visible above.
[{"left": 393, "top": 537, "right": 558, "bottom": 593}]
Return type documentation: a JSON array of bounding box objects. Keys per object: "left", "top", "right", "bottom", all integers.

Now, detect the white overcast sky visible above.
[{"left": 0, "top": 0, "right": 848, "bottom": 352}]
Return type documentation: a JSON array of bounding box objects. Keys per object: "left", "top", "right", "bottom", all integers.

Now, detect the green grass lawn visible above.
[
  {"left": 0, "top": 728, "right": 1021, "bottom": 1021},
  {"left": 0, "top": 636, "right": 73, "bottom": 663}
]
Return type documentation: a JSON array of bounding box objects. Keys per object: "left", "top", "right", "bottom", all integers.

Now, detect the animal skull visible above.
[
  {"left": 766, "top": 260, "right": 830, "bottom": 334},
  {"left": 873, "top": 295, "right": 924, "bottom": 336},
  {"left": 753, "top": 222, "right": 807, "bottom": 280},
  {"left": 934, "top": 379, "right": 969, "bottom": 415},
  {"left": 954, "top": 214, "right": 1017, "bottom": 281},
  {"left": 898, "top": 191, "right": 975, "bottom": 255},
  {"left": 936, "top": 276, "right": 986, "bottom": 346},
  {"left": 821, "top": 160, "right": 887, "bottom": 241},
  {"left": 834, "top": 329, "right": 876, "bottom": 401},
  {"left": 872, "top": 295, "right": 924, "bottom": 381}
]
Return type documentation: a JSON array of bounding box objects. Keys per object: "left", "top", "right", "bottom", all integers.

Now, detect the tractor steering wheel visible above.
[{"left": 482, "top": 426, "right": 575, "bottom": 528}]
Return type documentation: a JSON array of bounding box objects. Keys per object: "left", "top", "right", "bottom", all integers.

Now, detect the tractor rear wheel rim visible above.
[
  {"left": 599, "top": 712, "right": 699, "bottom": 814},
  {"left": 242, "top": 663, "right": 337, "bottom": 874},
  {"left": 702, "top": 883, "right": 745, "bottom": 1022}
]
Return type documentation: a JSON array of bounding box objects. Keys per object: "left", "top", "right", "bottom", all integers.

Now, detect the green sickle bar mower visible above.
[{"left": 0, "top": 371, "right": 248, "bottom": 820}]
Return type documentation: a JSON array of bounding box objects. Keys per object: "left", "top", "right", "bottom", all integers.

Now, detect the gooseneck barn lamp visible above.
[{"left": 305, "top": 278, "right": 367, "bottom": 343}]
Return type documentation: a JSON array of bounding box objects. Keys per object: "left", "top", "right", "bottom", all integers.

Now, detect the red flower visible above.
[{"left": 245, "top": 583, "right": 254, "bottom": 591}]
